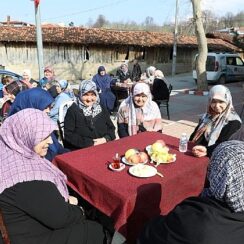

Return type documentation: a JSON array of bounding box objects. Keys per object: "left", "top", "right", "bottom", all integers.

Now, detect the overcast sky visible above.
[{"left": 0, "top": 0, "right": 243, "bottom": 26}]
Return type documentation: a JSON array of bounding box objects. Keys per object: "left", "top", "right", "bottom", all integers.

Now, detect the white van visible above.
[{"left": 193, "top": 52, "right": 244, "bottom": 84}]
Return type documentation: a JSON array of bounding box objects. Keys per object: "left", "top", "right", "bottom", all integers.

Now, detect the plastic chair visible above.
[
  {"left": 57, "top": 100, "right": 74, "bottom": 144},
  {"left": 156, "top": 84, "right": 173, "bottom": 120}
]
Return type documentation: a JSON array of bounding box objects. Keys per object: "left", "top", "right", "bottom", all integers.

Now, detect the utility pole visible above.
[
  {"left": 172, "top": 0, "right": 179, "bottom": 76},
  {"left": 33, "top": 0, "right": 44, "bottom": 79}
]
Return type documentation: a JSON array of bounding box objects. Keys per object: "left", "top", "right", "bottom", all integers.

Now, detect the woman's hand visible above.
[
  {"left": 192, "top": 145, "right": 207, "bottom": 157},
  {"left": 68, "top": 196, "right": 78, "bottom": 205},
  {"left": 93, "top": 137, "right": 107, "bottom": 145}
]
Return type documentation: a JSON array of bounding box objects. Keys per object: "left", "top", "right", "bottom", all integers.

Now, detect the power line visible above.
[{"left": 43, "top": 0, "right": 130, "bottom": 21}]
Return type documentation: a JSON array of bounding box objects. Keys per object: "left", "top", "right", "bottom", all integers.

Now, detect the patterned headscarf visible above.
[
  {"left": 202, "top": 140, "right": 244, "bottom": 212},
  {"left": 191, "top": 85, "right": 241, "bottom": 146},
  {"left": 5, "top": 80, "right": 29, "bottom": 96},
  {"left": 77, "top": 80, "right": 102, "bottom": 117},
  {"left": 0, "top": 108, "right": 69, "bottom": 201},
  {"left": 119, "top": 82, "right": 161, "bottom": 135}
]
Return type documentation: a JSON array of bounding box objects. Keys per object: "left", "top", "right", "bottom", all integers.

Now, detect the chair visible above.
[
  {"left": 156, "top": 84, "right": 173, "bottom": 120},
  {"left": 57, "top": 100, "right": 74, "bottom": 144}
]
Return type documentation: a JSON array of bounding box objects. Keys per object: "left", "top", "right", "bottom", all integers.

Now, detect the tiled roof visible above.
[{"left": 0, "top": 26, "right": 240, "bottom": 51}]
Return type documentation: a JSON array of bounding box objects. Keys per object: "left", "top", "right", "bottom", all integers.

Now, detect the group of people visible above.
[{"left": 0, "top": 62, "right": 243, "bottom": 244}]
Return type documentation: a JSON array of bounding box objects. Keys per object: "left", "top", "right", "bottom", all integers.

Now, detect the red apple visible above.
[
  {"left": 129, "top": 154, "right": 141, "bottom": 164},
  {"left": 139, "top": 152, "right": 149, "bottom": 162}
]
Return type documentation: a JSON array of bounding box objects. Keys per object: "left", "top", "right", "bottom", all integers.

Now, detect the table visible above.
[{"left": 53, "top": 132, "right": 209, "bottom": 243}]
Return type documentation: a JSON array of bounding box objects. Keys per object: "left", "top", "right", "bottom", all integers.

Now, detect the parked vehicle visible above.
[
  {"left": 193, "top": 52, "right": 244, "bottom": 84},
  {"left": 0, "top": 69, "right": 22, "bottom": 82}
]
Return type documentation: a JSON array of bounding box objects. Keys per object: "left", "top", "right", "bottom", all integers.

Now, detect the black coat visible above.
[
  {"left": 116, "top": 69, "right": 131, "bottom": 83},
  {"left": 189, "top": 119, "right": 241, "bottom": 157},
  {"left": 64, "top": 103, "right": 116, "bottom": 150},
  {"left": 151, "top": 78, "right": 169, "bottom": 101},
  {"left": 0, "top": 181, "right": 104, "bottom": 244},
  {"left": 138, "top": 197, "right": 244, "bottom": 244},
  {"left": 131, "top": 63, "right": 142, "bottom": 81}
]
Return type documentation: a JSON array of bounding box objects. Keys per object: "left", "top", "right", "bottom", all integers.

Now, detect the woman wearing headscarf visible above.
[
  {"left": 64, "top": 80, "right": 116, "bottom": 150},
  {"left": 116, "top": 63, "right": 131, "bottom": 83},
  {"left": 145, "top": 66, "right": 156, "bottom": 84},
  {"left": 151, "top": 70, "right": 170, "bottom": 106},
  {"left": 49, "top": 80, "right": 73, "bottom": 123},
  {"left": 190, "top": 85, "right": 241, "bottom": 157},
  {"left": 92, "top": 66, "right": 116, "bottom": 112},
  {"left": 39, "top": 66, "right": 55, "bottom": 89},
  {"left": 138, "top": 141, "right": 244, "bottom": 244},
  {"left": 0, "top": 109, "right": 105, "bottom": 244},
  {"left": 22, "top": 69, "right": 38, "bottom": 88},
  {"left": 8, "top": 87, "right": 69, "bottom": 162},
  {"left": 117, "top": 82, "right": 162, "bottom": 138}
]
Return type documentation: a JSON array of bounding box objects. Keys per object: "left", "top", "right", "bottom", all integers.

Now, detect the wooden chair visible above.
[
  {"left": 156, "top": 84, "right": 173, "bottom": 120},
  {"left": 57, "top": 100, "right": 74, "bottom": 144}
]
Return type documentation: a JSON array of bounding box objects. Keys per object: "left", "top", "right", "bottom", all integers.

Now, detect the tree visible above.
[
  {"left": 191, "top": 0, "right": 208, "bottom": 91},
  {"left": 93, "top": 14, "right": 108, "bottom": 28}
]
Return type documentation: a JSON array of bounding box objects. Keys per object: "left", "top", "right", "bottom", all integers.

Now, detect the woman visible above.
[
  {"left": 116, "top": 63, "right": 131, "bottom": 83},
  {"left": 138, "top": 141, "right": 244, "bottom": 244},
  {"left": 0, "top": 108, "right": 105, "bottom": 244},
  {"left": 151, "top": 70, "right": 170, "bottom": 106},
  {"left": 190, "top": 85, "right": 241, "bottom": 157},
  {"left": 92, "top": 66, "right": 116, "bottom": 112},
  {"left": 145, "top": 66, "right": 156, "bottom": 84},
  {"left": 64, "top": 80, "right": 116, "bottom": 150},
  {"left": 117, "top": 82, "right": 162, "bottom": 138},
  {"left": 8, "top": 87, "right": 69, "bottom": 162},
  {"left": 39, "top": 66, "right": 55, "bottom": 89},
  {"left": 49, "top": 80, "right": 72, "bottom": 123},
  {"left": 22, "top": 69, "right": 38, "bottom": 88}
]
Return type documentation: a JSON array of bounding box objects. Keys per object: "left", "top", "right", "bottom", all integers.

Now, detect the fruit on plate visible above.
[
  {"left": 125, "top": 149, "right": 139, "bottom": 161},
  {"left": 151, "top": 142, "right": 169, "bottom": 154},
  {"left": 129, "top": 154, "right": 141, "bottom": 164},
  {"left": 155, "top": 139, "right": 166, "bottom": 147},
  {"left": 139, "top": 152, "right": 149, "bottom": 162}
]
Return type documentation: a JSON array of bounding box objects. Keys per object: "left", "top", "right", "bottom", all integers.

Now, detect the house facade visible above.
[{"left": 0, "top": 25, "right": 241, "bottom": 80}]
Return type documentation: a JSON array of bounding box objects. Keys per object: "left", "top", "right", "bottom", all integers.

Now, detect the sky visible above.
[{"left": 0, "top": 0, "right": 243, "bottom": 26}]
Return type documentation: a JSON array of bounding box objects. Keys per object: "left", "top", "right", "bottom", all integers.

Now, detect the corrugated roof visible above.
[{"left": 0, "top": 26, "right": 240, "bottom": 51}]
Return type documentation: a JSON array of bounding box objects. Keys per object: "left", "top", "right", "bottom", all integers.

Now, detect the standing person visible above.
[
  {"left": 190, "top": 85, "right": 242, "bottom": 157},
  {"left": 8, "top": 88, "right": 69, "bottom": 162},
  {"left": 151, "top": 70, "right": 170, "bottom": 106},
  {"left": 131, "top": 59, "right": 142, "bottom": 82},
  {"left": 92, "top": 66, "right": 116, "bottom": 112},
  {"left": 116, "top": 63, "right": 131, "bottom": 83},
  {"left": 117, "top": 82, "right": 162, "bottom": 138},
  {"left": 39, "top": 66, "right": 55, "bottom": 89},
  {"left": 0, "top": 108, "right": 105, "bottom": 244},
  {"left": 138, "top": 140, "right": 244, "bottom": 244},
  {"left": 64, "top": 80, "right": 116, "bottom": 150}
]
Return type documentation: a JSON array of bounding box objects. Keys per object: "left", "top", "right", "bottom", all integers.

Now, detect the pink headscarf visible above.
[{"left": 0, "top": 108, "right": 69, "bottom": 201}]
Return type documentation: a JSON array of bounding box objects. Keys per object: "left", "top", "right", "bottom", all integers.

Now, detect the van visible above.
[{"left": 193, "top": 52, "right": 244, "bottom": 84}]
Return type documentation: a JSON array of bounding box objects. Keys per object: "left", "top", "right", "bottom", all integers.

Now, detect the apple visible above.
[
  {"left": 129, "top": 154, "right": 141, "bottom": 164},
  {"left": 155, "top": 140, "right": 166, "bottom": 147},
  {"left": 139, "top": 152, "right": 149, "bottom": 162},
  {"left": 125, "top": 148, "right": 138, "bottom": 161}
]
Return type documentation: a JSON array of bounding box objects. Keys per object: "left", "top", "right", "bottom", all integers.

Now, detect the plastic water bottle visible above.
[{"left": 179, "top": 133, "right": 188, "bottom": 152}]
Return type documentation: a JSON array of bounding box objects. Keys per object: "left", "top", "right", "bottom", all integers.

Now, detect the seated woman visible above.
[
  {"left": 8, "top": 87, "right": 69, "bottom": 162},
  {"left": 0, "top": 109, "right": 105, "bottom": 244},
  {"left": 190, "top": 85, "right": 241, "bottom": 157},
  {"left": 116, "top": 63, "right": 131, "bottom": 83},
  {"left": 117, "top": 82, "right": 162, "bottom": 138},
  {"left": 151, "top": 70, "right": 170, "bottom": 106},
  {"left": 49, "top": 80, "right": 73, "bottom": 123},
  {"left": 64, "top": 80, "right": 116, "bottom": 150},
  {"left": 138, "top": 140, "right": 244, "bottom": 244},
  {"left": 92, "top": 66, "right": 116, "bottom": 112}
]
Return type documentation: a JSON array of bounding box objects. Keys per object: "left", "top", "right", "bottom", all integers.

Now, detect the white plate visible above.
[
  {"left": 129, "top": 164, "right": 157, "bottom": 178},
  {"left": 109, "top": 163, "right": 125, "bottom": 172},
  {"left": 122, "top": 156, "right": 148, "bottom": 166}
]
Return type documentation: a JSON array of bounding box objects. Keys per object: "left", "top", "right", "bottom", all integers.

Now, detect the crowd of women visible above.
[{"left": 0, "top": 62, "right": 243, "bottom": 244}]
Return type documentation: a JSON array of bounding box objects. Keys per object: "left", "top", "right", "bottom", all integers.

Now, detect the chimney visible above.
[{"left": 7, "top": 15, "right": 10, "bottom": 25}]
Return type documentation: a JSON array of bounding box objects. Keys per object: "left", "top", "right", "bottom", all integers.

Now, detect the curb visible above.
[{"left": 184, "top": 89, "right": 209, "bottom": 96}]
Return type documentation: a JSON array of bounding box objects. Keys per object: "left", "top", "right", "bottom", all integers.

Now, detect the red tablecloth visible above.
[{"left": 53, "top": 132, "right": 209, "bottom": 243}]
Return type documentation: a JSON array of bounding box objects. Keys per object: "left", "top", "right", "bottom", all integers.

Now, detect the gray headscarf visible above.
[
  {"left": 202, "top": 140, "right": 244, "bottom": 212},
  {"left": 77, "top": 79, "right": 102, "bottom": 117}
]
